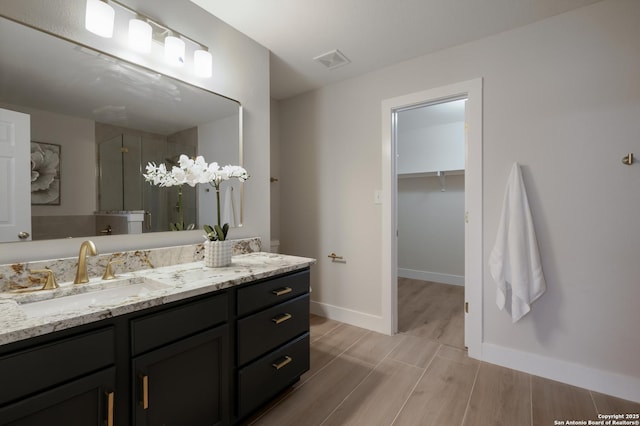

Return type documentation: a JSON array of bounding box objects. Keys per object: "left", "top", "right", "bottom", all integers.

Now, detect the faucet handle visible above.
[
  {"left": 30, "top": 269, "right": 59, "bottom": 290},
  {"left": 102, "top": 259, "right": 124, "bottom": 280}
]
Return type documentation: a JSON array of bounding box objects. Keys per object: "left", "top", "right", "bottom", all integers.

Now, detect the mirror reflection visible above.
[
  {"left": 96, "top": 123, "right": 198, "bottom": 233},
  {"left": 0, "top": 16, "right": 242, "bottom": 243}
]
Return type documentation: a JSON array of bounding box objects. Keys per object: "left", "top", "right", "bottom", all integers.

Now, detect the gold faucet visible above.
[{"left": 74, "top": 240, "right": 97, "bottom": 284}]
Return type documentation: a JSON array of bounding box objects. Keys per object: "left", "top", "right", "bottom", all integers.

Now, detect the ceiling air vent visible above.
[{"left": 313, "top": 49, "right": 351, "bottom": 70}]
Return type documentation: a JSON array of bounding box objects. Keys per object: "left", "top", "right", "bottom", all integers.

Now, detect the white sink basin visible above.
[{"left": 18, "top": 278, "right": 171, "bottom": 318}]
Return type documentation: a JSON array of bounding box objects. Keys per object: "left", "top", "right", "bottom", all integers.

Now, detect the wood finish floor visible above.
[
  {"left": 397, "top": 278, "right": 465, "bottom": 349},
  {"left": 245, "top": 279, "right": 639, "bottom": 426}
]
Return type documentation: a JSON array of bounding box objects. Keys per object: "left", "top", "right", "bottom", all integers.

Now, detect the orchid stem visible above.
[
  {"left": 177, "top": 185, "right": 184, "bottom": 229},
  {"left": 215, "top": 183, "right": 221, "bottom": 227}
]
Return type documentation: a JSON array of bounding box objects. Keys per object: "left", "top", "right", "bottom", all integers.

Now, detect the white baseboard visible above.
[
  {"left": 310, "top": 300, "right": 388, "bottom": 334},
  {"left": 398, "top": 268, "right": 464, "bottom": 286},
  {"left": 481, "top": 342, "right": 640, "bottom": 403}
]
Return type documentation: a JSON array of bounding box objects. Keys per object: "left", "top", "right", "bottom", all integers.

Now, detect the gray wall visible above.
[{"left": 277, "top": 0, "right": 640, "bottom": 399}]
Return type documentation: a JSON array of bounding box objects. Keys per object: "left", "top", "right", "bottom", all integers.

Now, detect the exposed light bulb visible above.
[
  {"left": 164, "top": 36, "right": 185, "bottom": 66},
  {"left": 194, "top": 50, "right": 212, "bottom": 78},
  {"left": 85, "top": 0, "right": 115, "bottom": 38},
  {"left": 128, "top": 19, "right": 152, "bottom": 53}
]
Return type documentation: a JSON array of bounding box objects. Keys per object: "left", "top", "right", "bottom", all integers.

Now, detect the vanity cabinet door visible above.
[
  {"left": 0, "top": 367, "right": 116, "bottom": 426},
  {"left": 132, "top": 325, "right": 229, "bottom": 426}
]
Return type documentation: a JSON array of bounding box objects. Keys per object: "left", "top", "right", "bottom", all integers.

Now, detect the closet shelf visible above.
[
  {"left": 398, "top": 169, "right": 464, "bottom": 192},
  {"left": 397, "top": 169, "right": 464, "bottom": 179}
]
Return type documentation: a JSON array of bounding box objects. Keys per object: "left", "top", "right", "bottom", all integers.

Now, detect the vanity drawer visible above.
[
  {"left": 237, "top": 294, "right": 309, "bottom": 366},
  {"left": 131, "top": 292, "right": 227, "bottom": 356},
  {"left": 237, "top": 269, "right": 309, "bottom": 316},
  {"left": 237, "top": 333, "right": 310, "bottom": 419},
  {"left": 0, "top": 327, "right": 115, "bottom": 405}
]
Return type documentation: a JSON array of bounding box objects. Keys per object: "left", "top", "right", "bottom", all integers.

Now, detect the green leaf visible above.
[
  {"left": 214, "top": 224, "right": 226, "bottom": 241},
  {"left": 170, "top": 222, "right": 185, "bottom": 231}
]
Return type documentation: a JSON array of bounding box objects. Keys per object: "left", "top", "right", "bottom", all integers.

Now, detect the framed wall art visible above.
[{"left": 30, "top": 141, "right": 61, "bottom": 205}]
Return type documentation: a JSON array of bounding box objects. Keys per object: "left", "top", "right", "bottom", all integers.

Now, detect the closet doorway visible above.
[
  {"left": 395, "top": 98, "right": 466, "bottom": 349},
  {"left": 381, "top": 79, "right": 482, "bottom": 357}
]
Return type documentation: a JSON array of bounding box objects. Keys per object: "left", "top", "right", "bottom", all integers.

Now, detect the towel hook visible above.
[{"left": 621, "top": 153, "right": 634, "bottom": 165}]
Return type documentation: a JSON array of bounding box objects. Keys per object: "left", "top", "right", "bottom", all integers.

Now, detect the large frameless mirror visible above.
[{"left": 0, "top": 16, "right": 242, "bottom": 244}]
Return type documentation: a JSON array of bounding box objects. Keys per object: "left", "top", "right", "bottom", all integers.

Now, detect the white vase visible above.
[{"left": 204, "top": 240, "right": 232, "bottom": 267}]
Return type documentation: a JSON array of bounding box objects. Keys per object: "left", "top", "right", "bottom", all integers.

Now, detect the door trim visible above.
[{"left": 381, "top": 78, "right": 483, "bottom": 358}]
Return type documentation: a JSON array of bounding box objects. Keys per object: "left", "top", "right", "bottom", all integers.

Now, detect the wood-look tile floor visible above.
[
  {"left": 397, "top": 278, "right": 465, "bottom": 349},
  {"left": 244, "top": 280, "right": 639, "bottom": 426}
]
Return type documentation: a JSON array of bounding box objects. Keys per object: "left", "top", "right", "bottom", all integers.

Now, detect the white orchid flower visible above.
[{"left": 143, "top": 154, "right": 249, "bottom": 230}]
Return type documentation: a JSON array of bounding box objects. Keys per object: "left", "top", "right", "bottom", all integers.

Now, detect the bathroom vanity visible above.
[{"left": 0, "top": 251, "right": 314, "bottom": 425}]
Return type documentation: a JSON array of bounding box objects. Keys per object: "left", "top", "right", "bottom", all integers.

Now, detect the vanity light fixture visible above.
[
  {"left": 164, "top": 35, "right": 185, "bottom": 66},
  {"left": 194, "top": 49, "right": 213, "bottom": 78},
  {"left": 128, "top": 18, "right": 152, "bottom": 53},
  {"left": 84, "top": 0, "right": 213, "bottom": 76},
  {"left": 85, "top": 0, "right": 115, "bottom": 38}
]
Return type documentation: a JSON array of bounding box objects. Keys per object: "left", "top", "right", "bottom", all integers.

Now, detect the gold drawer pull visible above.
[
  {"left": 272, "top": 313, "right": 292, "bottom": 325},
  {"left": 106, "top": 391, "right": 114, "bottom": 426},
  {"left": 272, "top": 356, "right": 292, "bottom": 370},
  {"left": 141, "top": 374, "right": 149, "bottom": 410},
  {"left": 272, "top": 287, "right": 292, "bottom": 296}
]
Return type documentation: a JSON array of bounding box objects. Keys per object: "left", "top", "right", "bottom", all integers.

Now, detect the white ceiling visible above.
[{"left": 190, "top": 0, "right": 602, "bottom": 100}]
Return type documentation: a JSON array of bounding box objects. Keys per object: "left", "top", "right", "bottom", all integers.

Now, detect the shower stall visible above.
[{"left": 97, "top": 123, "right": 197, "bottom": 234}]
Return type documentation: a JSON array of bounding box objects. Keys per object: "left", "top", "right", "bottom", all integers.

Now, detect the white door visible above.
[{"left": 0, "top": 108, "right": 31, "bottom": 242}]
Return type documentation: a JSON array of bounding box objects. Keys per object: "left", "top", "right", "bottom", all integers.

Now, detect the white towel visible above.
[
  {"left": 489, "top": 163, "right": 546, "bottom": 322},
  {"left": 220, "top": 186, "right": 236, "bottom": 227}
]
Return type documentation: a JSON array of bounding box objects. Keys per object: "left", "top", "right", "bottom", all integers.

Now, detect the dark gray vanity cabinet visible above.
[
  {"left": 130, "top": 292, "right": 229, "bottom": 426},
  {"left": 0, "top": 328, "right": 117, "bottom": 425},
  {"left": 0, "top": 267, "right": 311, "bottom": 425},
  {"left": 235, "top": 270, "right": 311, "bottom": 420}
]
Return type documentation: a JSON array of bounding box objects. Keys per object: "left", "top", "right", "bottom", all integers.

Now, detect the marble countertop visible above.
[{"left": 0, "top": 252, "right": 315, "bottom": 347}]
